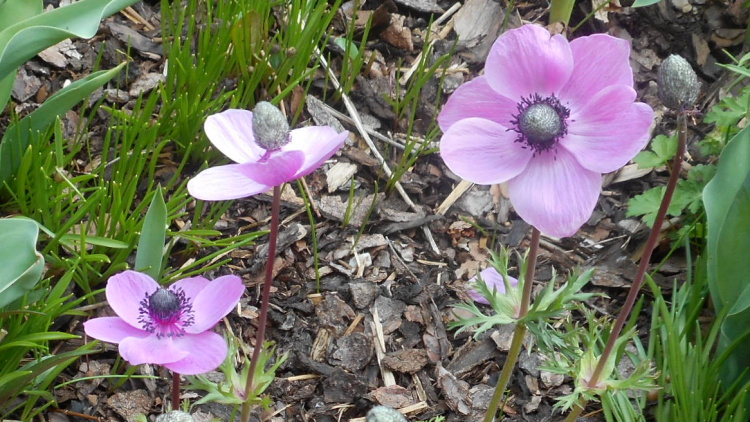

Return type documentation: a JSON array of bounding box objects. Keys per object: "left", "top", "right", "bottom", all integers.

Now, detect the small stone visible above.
[{"left": 129, "top": 72, "right": 166, "bottom": 97}]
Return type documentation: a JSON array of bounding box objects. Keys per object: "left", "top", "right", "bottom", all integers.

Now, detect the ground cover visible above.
[{"left": 1, "top": 0, "right": 750, "bottom": 421}]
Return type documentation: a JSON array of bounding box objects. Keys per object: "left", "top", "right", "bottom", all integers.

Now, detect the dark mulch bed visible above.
[{"left": 6, "top": 0, "right": 746, "bottom": 421}]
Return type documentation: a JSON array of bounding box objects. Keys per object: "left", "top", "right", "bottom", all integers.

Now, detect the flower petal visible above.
[
  {"left": 485, "top": 25, "right": 573, "bottom": 100},
  {"left": 563, "top": 86, "right": 653, "bottom": 173},
  {"left": 440, "top": 118, "right": 533, "bottom": 184},
  {"left": 163, "top": 331, "right": 228, "bottom": 375},
  {"left": 106, "top": 271, "right": 159, "bottom": 328},
  {"left": 437, "top": 76, "right": 518, "bottom": 131},
  {"left": 559, "top": 34, "right": 634, "bottom": 110},
  {"left": 284, "top": 127, "right": 348, "bottom": 178},
  {"left": 204, "top": 109, "right": 265, "bottom": 163},
  {"left": 508, "top": 149, "right": 601, "bottom": 237},
  {"left": 119, "top": 334, "right": 190, "bottom": 365},
  {"left": 237, "top": 150, "right": 305, "bottom": 186},
  {"left": 170, "top": 276, "right": 210, "bottom": 303},
  {"left": 467, "top": 268, "right": 518, "bottom": 305},
  {"left": 187, "top": 164, "right": 272, "bottom": 200},
  {"left": 84, "top": 317, "right": 148, "bottom": 343},
  {"left": 187, "top": 275, "right": 244, "bottom": 333}
]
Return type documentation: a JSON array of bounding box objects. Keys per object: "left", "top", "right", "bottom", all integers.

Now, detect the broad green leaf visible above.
[
  {"left": 0, "top": 63, "right": 125, "bottom": 186},
  {"left": 631, "top": 0, "right": 663, "bottom": 7},
  {"left": 135, "top": 186, "right": 167, "bottom": 280},
  {"left": 0, "top": 0, "right": 40, "bottom": 111},
  {"left": 0, "top": 0, "right": 42, "bottom": 29},
  {"left": 0, "top": 218, "right": 44, "bottom": 309},
  {"left": 0, "top": 0, "right": 138, "bottom": 78},
  {"left": 704, "top": 124, "right": 750, "bottom": 405},
  {"left": 704, "top": 125, "right": 750, "bottom": 312}
]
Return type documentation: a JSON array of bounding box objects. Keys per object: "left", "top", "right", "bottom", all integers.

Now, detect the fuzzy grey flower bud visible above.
[
  {"left": 155, "top": 411, "right": 194, "bottom": 422},
  {"left": 366, "top": 406, "right": 407, "bottom": 422},
  {"left": 252, "top": 101, "right": 290, "bottom": 150},
  {"left": 658, "top": 55, "right": 700, "bottom": 111}
]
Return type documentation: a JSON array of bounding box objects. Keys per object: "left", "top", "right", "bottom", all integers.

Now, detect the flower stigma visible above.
[
  {"left": 511, "top": 94, "right": 570, "bottom": 153},
  {"left": 252, "top": 101, "right": 291, "bottom": 151},
  {"left": 138, "top": 287, "right": 195, "bottom": 338}
]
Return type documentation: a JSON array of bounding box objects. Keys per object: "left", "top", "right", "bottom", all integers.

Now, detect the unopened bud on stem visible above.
[
  {"left": 366, "top": 405, "right": 407, "bottom": 422},
  {"left": 252, "top": 101, "right": 290, "bottom": 150},
  {"left": 658, "top": 54, "right": 700, "bottom": 111}
]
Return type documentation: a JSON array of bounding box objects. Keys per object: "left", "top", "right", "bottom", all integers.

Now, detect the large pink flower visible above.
[
  {"left": 83, "top": 271, "right": 245, "bottom": 375},
  {"left": 188, "top": 107, "right": 349, "bottom": 200},
  {"left": 439, "top": 25, "right": 653, "bottom": 237}
]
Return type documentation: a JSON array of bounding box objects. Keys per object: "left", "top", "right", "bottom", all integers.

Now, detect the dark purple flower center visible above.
[
  {"left": 510, "top": 94, "right": 570, "bottom": 153},
  {"left": 138, "top": 287, "right": 195, "bottom": 338}
]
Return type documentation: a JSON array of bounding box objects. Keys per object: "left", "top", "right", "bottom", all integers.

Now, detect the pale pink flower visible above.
[
  {"left": 84, "top": 271, "right": 244, "bottom": 375},
  {"left": 188, "top": 105, "right": 349, "bottom": 200},
  {"left": 467, "top": 267, "right": 519, "bottom": 305},
  {"left": 439, "top": 25, "right": 653, "bottom": 237}
]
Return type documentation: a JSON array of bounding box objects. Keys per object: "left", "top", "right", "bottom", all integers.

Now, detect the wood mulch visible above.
[{"left": 6, "top": 0, "right": 746, "bottom": 421}]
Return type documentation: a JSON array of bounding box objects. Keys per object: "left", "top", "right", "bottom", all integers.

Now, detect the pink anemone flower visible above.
[
  {"left": 439, "top": 25, "right": 653, "bottom": 237},
  {"left": 83, "top": 271, "right": 245, "bottom": 375},
  {"left": 467, "top": 267, "right": 519, "bottom": 305},
  {"left": 187, "top": 106, "right": 349, "bottom": 201}
]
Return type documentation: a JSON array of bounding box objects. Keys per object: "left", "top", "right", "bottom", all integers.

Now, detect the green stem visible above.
[
  {"left": 549, "top": 0, "right": 576, "bottom": 27},
  {"left": 568, "top": 113, "right": 688, "bottom": 420},
  {"left": 241, "top": 185, "right": 281, "bottom": 422},
  {"left": 483, "top": 228, "right": 541, "bottom": 422}
]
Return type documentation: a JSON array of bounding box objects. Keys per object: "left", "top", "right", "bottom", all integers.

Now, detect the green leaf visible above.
[
  {"left": 631, "top": 0, "right": 662, "bottom": 7},
  {"left": 135, "top": 186, "right": 167, "bottom": 280},
  {"left": 626, "top": 186, "right": 690, "bottom": 227},
  {"left": 0, "top": 63, "right": 125, "bottom": 187},
  {"left": 0, "top": 218, "right": 44, "bottom": 309},
  {"left": 634, "top": 134, "right": 677, "bottom": 169},
  {"left": 704, "top": 124, "right": 750, "bottom": 406},
  {"left": 0, "top": 0, "right": 138, "bottom": 79},
  {"left": 704, "top": 125, "right": 750, "bottom": 313}
]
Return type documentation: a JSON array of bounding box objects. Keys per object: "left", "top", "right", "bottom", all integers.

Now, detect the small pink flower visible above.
[
  {"left": 187, "top": 104, "right": 349, "bottom": 201},
  {"left": 467, "top": 267, "right": 519, "bottom": 305},
  {"left": 84, "top": 271, "right": 245, "bottom": 375},
  {"left": 439, "top": 25, "right": 653, "bottom": 237}
]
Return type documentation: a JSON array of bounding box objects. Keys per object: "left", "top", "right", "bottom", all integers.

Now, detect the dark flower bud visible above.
[
  {"left": 252, "top": 101, "right": 290, "bottom": 150},
  {"left": 658, "top": 55, "right": 700, "bottom": 111},
  {"left": 366, "top": 405, "right": 407, "bottom": 422}
]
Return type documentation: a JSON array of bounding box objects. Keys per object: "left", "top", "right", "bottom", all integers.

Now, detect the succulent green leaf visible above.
[
  {"left": 0, "top": 218, "right": 44, "bottom": 309},
  {"left": 703, "top": 124, "right": 750, "bottom": 407},
  {"left": 135, "top": 185, "right": 167, "bottom": 280}
]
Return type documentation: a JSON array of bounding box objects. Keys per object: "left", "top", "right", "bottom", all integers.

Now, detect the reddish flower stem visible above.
[
  {"left": 567, "top": 113, "right": 687, "bottom": 420},
  {"left": 171, "top": 371, "right": 180, "bottom": 411},
  {"left": 241, "top": 185, "right": 281, "bottom": 421},
  {"left": 483, "top": 227, "right": 540, "bottom": 422}
]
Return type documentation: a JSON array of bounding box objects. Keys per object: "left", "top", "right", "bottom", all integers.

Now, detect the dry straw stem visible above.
[{"left": 316, "top": 50, "right": 440, "bottom": 254}]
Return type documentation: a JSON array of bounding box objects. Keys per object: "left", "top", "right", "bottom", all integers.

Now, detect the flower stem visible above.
[
  {"left": 483, "top": 228, "right": 540, "bottom": 422},
  {"left": 171, "top": 371, "right": 180, "bottom": 411},
  {"left": 567, "top": 113, "right": 688, "bottom": 420},
  {"left": 241, "top": 185, "right": 281, "bottom": 422}
]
